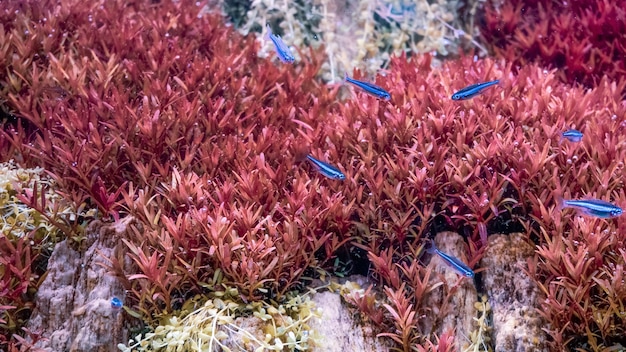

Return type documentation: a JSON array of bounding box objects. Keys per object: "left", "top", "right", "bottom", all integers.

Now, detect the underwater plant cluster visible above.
[
  {"left": 1, "top": 0, "right": 626, "bottom": 351},
  {"left": 481, "top": 0, "right": 626, "bottom": 95},
  {"left": 237, "top": 0, "right": 482, "bottom": 81}
]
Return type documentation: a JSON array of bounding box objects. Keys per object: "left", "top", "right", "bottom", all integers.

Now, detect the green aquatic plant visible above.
[
  {"left": 0, "top": 161, "right": 53, "bottom": 238},
  {"left": 119, "top": 287, "right": 320, "bottom": 352},
  {"left": 238, "top": 0, "right": 484, "bottom": 81},
  {"left": 0, "top": 160, "right": 79, "bottom": 346},
  {"left": 463, "top": 295, "right": 493, "bottom": 352}
]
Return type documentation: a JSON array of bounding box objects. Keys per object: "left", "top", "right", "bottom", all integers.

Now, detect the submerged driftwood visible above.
[{"left": 308, "top": 290, "right": 390, "bottom": 352}]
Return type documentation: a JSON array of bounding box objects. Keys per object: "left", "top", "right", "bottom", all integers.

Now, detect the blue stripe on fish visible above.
[
  {"left": 427, "top": 243, "right": 474, "bottom": 278},
  {"left": 306, "top": 155, "right": 345, "bottom": 180},
  {"left": 345, "top": 74, "right": 391, "bottom": 100},
  {"left": 560, "top": 198, "right": 623, "bottom": 218},
  {"left": 266, "top": 24, "right": 295, "bottom": 64},
  {"left": 451, "top": 80, "right": 500, "bottom": 100}
]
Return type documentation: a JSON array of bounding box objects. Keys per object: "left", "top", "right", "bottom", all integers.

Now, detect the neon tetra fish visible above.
[
  {"left": 451, "top": 80, "right": 500, "bottom": 100},
  {"left": 344, "top": 73, "right": 391, "bottom": 100},
  {"left": 557, "top": 197, "right": 623, "bottom": 218},
  {"left": 266, "top": 24, "right": 295, "bottom": 64},
  {"left": 427, "top": 241, "right": 474, "bottom": 278},
  {"left": 111, "top": 297, "right": 123, "bottom": 309},
  {"left": 560, "top": 129, "right": 583, "bottom": 143},
  {"left": 306, "top": 155, "right": 345, "bottom": 180}
]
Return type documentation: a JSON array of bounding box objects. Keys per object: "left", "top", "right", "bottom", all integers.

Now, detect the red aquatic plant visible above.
[
  {"left": 0, "top": 233, "right": 37, "bottom": 340},
  {"left": 480, "top": 0, "right": 626, "bottom": 96},
  {"left": 527, "top": 215, "right": 626, "bottom": 350},
  {"left": 2, "top": 0, "right": 346, "bottom": 325},
  {"left": 330, "top": 53, "right": 626, "bottom": 348},
  {"left": 2, "top": 0, "right": 626, "bottom": 349}
]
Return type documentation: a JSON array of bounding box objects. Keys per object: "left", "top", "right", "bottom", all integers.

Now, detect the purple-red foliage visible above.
[
  {"left": 2, "top": 0, "right": 626, "bottom": 349},
  {"left": 527, "top": 216, "right": 626, "bottom": 350},
  {"left": 1, "top": 0, "right": 346, "bottom": 324},
  {"left": 333, "top": 55, "right": 626, "bottom": 348},
  {"left": 0, "top": 233, "right": 38, "bottom": 343},
  {"left": 480, "top": 0, "right": 626, "bottom": 96}
]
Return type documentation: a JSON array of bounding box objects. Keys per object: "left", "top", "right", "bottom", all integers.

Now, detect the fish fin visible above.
[{"left": 265, "top": 23, "right": 272, "bottom": 38}]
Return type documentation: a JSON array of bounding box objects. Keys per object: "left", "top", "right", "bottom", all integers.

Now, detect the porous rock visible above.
[
  {"left": 481, "top": 233, "right": 549, "bottom": 352},
  {"left": 308, "top": 290, "right": 390, "bottom": 352},
  {"left": 26, "top": 218, "right": 133, "bottom": 352}
]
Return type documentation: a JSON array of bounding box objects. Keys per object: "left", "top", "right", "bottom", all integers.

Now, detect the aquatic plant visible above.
[
  {"left": 0, "top": 0, "right": 341, "bottom": 346},
  {"left": 480, "top": 0, "right": 626, "bottom": 97},
  {"left": 238, "top": 0, "right": 484, "bottom": 81},
  {"left": 527, "top": 216, "right": 626, "bottom": 351},
  {"left": 336, "top": 280, "right": 385, "bottom": 327},
  {"left": 119, "top": 287, "right": 319, "bottom": 352},
  {"left": 1, "top": 0, "right": 626, "bottom": 350},
  {"left": 463, "top": 295, "right": 492, "bottom": 352},
  {"left": 0, "top": 161, "right": 77, "bottom": 346}
]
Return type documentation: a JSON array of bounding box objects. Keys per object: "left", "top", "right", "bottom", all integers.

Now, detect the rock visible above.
[
  {"left": 309, "top": 290, "right": 390, "bottom": 352},
  {"left": 481, "top": 233, "right": 549, "bottom": 352},
  {"left": 423, "top": 231, "right": 478, "bottom": 351},
  {"left": 217, "top": 288, "right": 390, "bottom": 352},
  {"left": 26, "top": 219, "right": 133, "bottom": 352}
]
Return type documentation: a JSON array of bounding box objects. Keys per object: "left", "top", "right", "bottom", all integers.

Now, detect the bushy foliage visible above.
[
  {"left": 240, "top": 0, "right": 483, "bottom": 81},
  {"left": 1, "top": 0, "right": 626, "bottom": 350},
  {"left": 0, "top": 161, "right": 77, "bottom": 347},
  {"left": 1, "top": 0, "right": 342, "bottom": 317},
  {"left": 480, "top": 0, "right": 626, "bottom": 97}
]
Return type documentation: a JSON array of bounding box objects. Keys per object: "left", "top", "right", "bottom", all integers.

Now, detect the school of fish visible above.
[{"left": 265, "top": 25, "right": 623, "bottom": 278}]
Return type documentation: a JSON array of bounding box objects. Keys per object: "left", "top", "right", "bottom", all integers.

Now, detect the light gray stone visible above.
[
  {"left": 309, "top": 291, "right": 390, "bottom": 352},
  {"left": 27, "top": 218, "right": 133, "bottom": 352},
  {"left": 481, "top": 233, "right": 549, "bottom": 352}
]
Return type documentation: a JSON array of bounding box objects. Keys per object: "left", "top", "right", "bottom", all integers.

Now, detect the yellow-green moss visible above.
[
  {"left": 119, "top": 287, "right": 321, "bottom": 352},
  {"left": 0, "top": 160, "right": 61, "bottom": 243}
]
